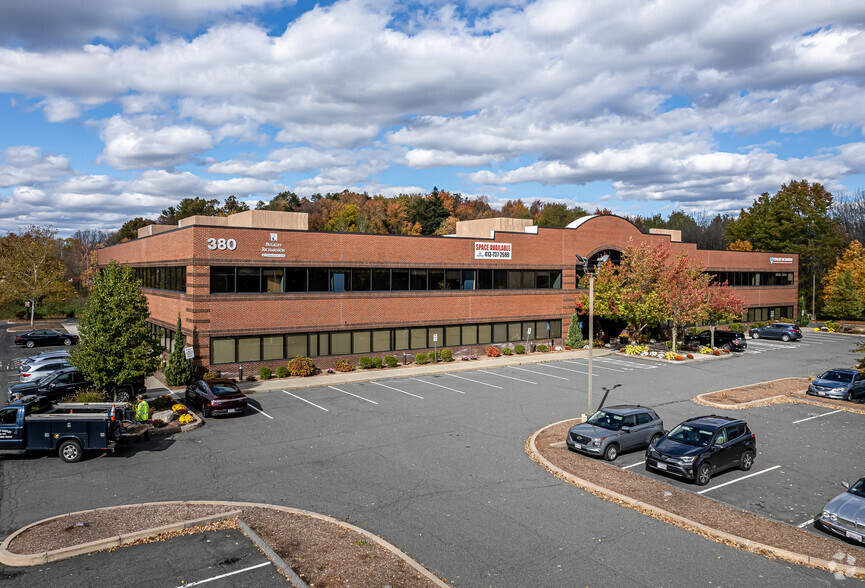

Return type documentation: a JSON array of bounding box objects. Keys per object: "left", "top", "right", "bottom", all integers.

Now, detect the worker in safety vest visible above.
[{"left": 135, "top": 395, "right": 150, "bottom": 423}]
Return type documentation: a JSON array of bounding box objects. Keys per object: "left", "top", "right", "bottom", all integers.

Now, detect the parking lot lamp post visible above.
[{"left": 576, "top": 254, "right": 608, "bottom": 419}]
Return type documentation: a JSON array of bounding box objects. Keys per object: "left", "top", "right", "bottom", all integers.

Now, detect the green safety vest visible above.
[{"left": 136, "top": 400, "right": 149, "bottom": 422}]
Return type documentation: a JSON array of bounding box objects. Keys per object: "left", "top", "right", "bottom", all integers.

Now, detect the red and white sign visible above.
[{"left": 475, "top": 242, "right": 512, "bottom": 260}]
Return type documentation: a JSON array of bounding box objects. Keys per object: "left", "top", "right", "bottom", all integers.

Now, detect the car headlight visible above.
[
  {"left": 591, "top": 437, "right": 605, "bottom": 447},
  {"left": 678, "top": 456, "right": 696, "bottom": 464},
  {"left": 823, "top": 510, "right": 837, "bottom": 521}
]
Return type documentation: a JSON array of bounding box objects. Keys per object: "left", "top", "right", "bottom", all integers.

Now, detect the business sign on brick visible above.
[
  {"left": 769, "top": 256, "right": 793, "bottom": 264},
  {"left": 475, "top": 242, "right": 512, "bottom": 259}
]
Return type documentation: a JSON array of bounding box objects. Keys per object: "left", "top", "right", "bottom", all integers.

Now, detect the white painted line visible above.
[
  {"left": 412, "top": 377, "right": 465, "bottom": 394},
  {"left": 329, "top": 385, "right": 379, "bottom": 404},
  {"left": 562, "top": 359, "right": 626, "bottom": 373},
  {"left": 478, "top": 369, "right": 537, "bottom": 385},
  {"left": 371, "top": 381, "right": 423, "bottom": 399},
  {"left": 446, "top": 373, "right": 503, "bottom": 389},
  {"left": 177, "top": 561, "right": 271, "bottom": 587},
  {"left": 622, "top": 460, "right": 646, "bottom": 470},
  {"left": 282, "top": 390, "right": 329, "bottom": 412},
  {"left": 797, "top": 517, "right": 815, "bottom": 528},
  {"left": 696, "top": 465, "right": 781, "bottom": 495},
  {"left": 792, "top": 409, "right": 842, "bottom": 424},
  {"left": 247, "top": 404, "right": 274, "bottom": 419},
  {"left": 510, "top": 366, "right": 569, "bottom": 380},
  {"left": 540, "top": 364, "right": 588, "bottom": 375}
]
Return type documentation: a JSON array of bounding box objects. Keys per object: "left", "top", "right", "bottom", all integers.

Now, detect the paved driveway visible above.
[{"left": 1, "top": 329, "right": 862, "bottom": 586}]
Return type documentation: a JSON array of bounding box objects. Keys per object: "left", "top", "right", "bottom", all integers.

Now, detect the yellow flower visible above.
[
  {"left": 172, "top": 404, "right": 187, "bottom": 413},
  {"left": 179, "top": 414, "right": 194, "bottom": 424}
]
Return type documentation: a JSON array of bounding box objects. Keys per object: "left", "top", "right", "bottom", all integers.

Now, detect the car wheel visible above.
[
  {"left": 721, "top": 343, "right": 731, "bottom": 351},
  {"left": 649, "top": 433, "right": 663, "bottom": 446},
  {"left": 113, "top": 388, "right": 130, "bottom": 403},
  {"left": 58, "top": 440, "right": 82, "bottom": 463},
  {"left": 603, "top": 443, "right": 619, "bottom": 462},
  {"left": 26, "top": 340, "right": 35, "bottom": 348},
  {"left": 781, "top": 334, "right": 790, "bottom": 342},
  {"left": 63, "top": 338, "right": 72, "bottom": 346},
  {"left": 739, "top": 450, "right": 754, "bottom": 471},
  {"left": 751, "top": 332, "right": 760, "bottom": 339},
  {"left": 695, "top": 463, "right": 712, "bottom": 486},
  {"left": 202, "top": 402, "right": 211, "bottom": 418},
  {"left": 847, "top": 391, "right": 854, "bottom": 402}
]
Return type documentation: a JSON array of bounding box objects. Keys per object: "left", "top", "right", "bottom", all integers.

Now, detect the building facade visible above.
[{"left": 98, "top": 211, "right": 799, "bottom": 373}]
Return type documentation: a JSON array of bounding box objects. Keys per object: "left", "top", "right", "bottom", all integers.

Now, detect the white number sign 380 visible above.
[{"left": 207, "top": 238, "right": 237, "bottom": 251}]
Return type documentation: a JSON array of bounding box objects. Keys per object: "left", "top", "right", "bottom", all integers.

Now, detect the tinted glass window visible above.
[
  {"left": 477, "top": 269, "right": 492, "bottom": 289},
  {"left": 352, "top": 269, "right": 371, "bottom": 291},
  {"left": 493, "top": 270, "right": 508, "bottom": 289},
  {"left": 392, "top": 269, "right": 409, "bottom": 290},
  {"left": 410, "top": 269, "right": 427, "bottom": 290},
  {"left": 508, "top": 271, "right": 522, "bottom": 289},
  {"left": 428, "top": 269, "right": 444, "bottom": 290},
  {"left": 262, "top": 336, "right": 284, "bottom": 360},
  {"left": 461, "top": 325, "right": 477, "bottom": 345},
  {"left": 330, "top": 269, "right": 350, "bottom": 292},
  {"left": 308, "top": 269, "right": 329, "bottom": 291},
  {"left": 372, "top": 330, "right": 391, "bottom": 352},
  {"left": 371, "top": 269, "right": 390, "bottom": 291},
  {"left": 237, "top": 337, "right": 261, "bottom": 361},
  {"left": 236, "top": 268, "right": 261, "bottom": 293},
  {"left": 263, "top": 268, "right": 284, "bottom": 293},
  {"left": 535, "top": 271, "right": 550, "bottom": 289},
  {"left": 286, "top": 269, "right": 307, "bottom": 292},
  {"left": 445, "top": 270, "right": 460, "bottom": 290},
  {"left": 210, "top": 267, "right": 235, "bottom": 293},
  {"left": 461, "top": 269, "right": 475, "bottom": 290},
  {"left": 286, "top": 334, "right": 307, "bottom": 358},
  {"left": 331, "top": 332, "right": 351, "bottom": 355},
  {"left": 353, "top": 331, "right": 371, "bottom": 354},
  {"left": 551, "top": 270, "right": 563, "bottom": 289},
  {"left": 636, "top": 413, "right": 653, "bottom": 425},
  {"left": 211, "top": 338, "right": 235, "bottom": 364},
  {"left": 394, "top": 328, "right": 409, "bottom": 350},
  {"left": 478, "top": 324, "right": 492, "bottom": 344}
]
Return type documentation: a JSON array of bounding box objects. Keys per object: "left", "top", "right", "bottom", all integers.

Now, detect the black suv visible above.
[
  {"left": 7, "top": 366, "right": 146, "bottom": 404},
  {"left": 645, "top": 415, "right": 756, "bottom": 486},
  {"left": 686, "top": 329, "right": 747, "bottom": 351}
]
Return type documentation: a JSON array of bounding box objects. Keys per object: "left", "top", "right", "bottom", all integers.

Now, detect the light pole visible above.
[{"left": 576, "top": 253, "right": 608, "bottom": 419}]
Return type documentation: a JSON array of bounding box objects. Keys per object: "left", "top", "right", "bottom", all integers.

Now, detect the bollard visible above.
[
  {"left": 238, "top": 365, "right": 243, "bottom": 381},
  {"left": 403, "top": 352, "right": 407, "bottom": 366}
]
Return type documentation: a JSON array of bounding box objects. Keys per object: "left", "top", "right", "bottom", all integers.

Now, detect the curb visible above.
[
  {"left": 0, "top": 501, "right": 450, "bottom": 587},
  {"left": 526, "top": 419, "right": 865, "bottom": 579},
  {"left": 237, "top": 519, "right": 309, "bottom": 588}
]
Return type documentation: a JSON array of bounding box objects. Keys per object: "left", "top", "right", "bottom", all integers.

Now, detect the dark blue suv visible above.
[
  {"left": 645, "top": 415, "right": 756, "bottom": 486},
  {"left": 748, "top": 322, "right": 802, "bottom": 342}
]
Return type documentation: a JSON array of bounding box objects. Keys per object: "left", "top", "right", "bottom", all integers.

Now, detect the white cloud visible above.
[
  {"left": 97, "top": 115, "right": 212, "bottom": 169},
  {"left": 0, "top": 146, "right": 73, "bottom": 187}
]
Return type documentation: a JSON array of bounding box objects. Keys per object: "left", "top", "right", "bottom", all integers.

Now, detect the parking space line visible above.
[
  {"left": 510, "top": 366, "right": 569, "bottom": 380},
  {"left": 478, "top": 370, "right": 537, "bottom": 385},
  {"left": 247, "top": 405, "right": 274, "bottom": 419},
  {"left": 371, "top": 381, "right": 423, "bottom": 399},
  {"left": 797, "top": 517, "right": 816, "bottom": 528},
  {"left": 282, "top": 390, "right": 329, "bottom": 411},
  {"left": 540, "top": 364, "right": 588, "bottom": 375},
  {"left": 446, "top": 373, "right": 503, "bottom": 389},
  {"left": 329, "top": 385, "right": 379, "bottom": 404},
  {"left": 696, "top": 465, "right": 781, "bottom": 495},
  {"left": 412, "top": 377, "right": 465, "bottom": 394},
  {"left": 792, "top": 409, "right": 842, "bottom": 424},
  {"left": 562, "top": 360, "right": 626, "bottom": 373},
  {"left": 621, "top": 460, "right": 646, "bottom": 469},
  {"left": 177, "top": 561, "right": 271, "bottom": 587}
]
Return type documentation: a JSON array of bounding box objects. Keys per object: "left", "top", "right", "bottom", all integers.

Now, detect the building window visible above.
[
  {"left": 477, "top": 269, "right": 492, "bottom": 290},
  {"left": 428, "top": 269, "right": 444, "bottom": 290},
  {"left": 478, "top": 324, "right": 492, "bottom": 344},
  {"left": 410, "top": 327, "right": 426, "bottom": 349},
  {"left": 309, "top": 268, "right": 329, "bottom": 292},
  {"left": 392, "top": 269, "right": 409, "bottom": 291},
  {"left": 445, "top": 325, "right": 460, "bottom": 346},
  {"left": 330, "top": 269, "right": 350, "bottom": 292},
  {"left": 461, "top": 325, "right": 477, "bottom": 345},
  {"left": 394, "top": 328, "right": 409, "bottom": 350},
  {"left": 372, "top": 269, "right": 391, "bottom": 291},
  {"left": 445, "top": 270, "right": 460, "bottom": 291},
  {"left": 237, "top": 336, "right": 261, "bottom": 362},
  {"left": 331, "top": 332, "right": 351, "bottom": 355},
  {"left": 263, "top": 268, "right": 284, "bottom": 293},
  {"left": 428, "top": 327, "right": 444, "bottom": 347},
  {"left": 352, "top": 269, "right": 371, "bottom": 291},
  {"left": 262, "top": 335, "right": 284, "bottom": 360},
  {"left": 211, "top": 338, "right": 236, "bottom": 364},
  {"left": 286, "top": 268, "right": 307, "bottom": 292},
  {"left": 236, "top": 268, "right": 261, "bottom": 293},
  {"left": 286, "top": 334, "right": 307, "bottom": 358},
  {"left": 352, "top": 331, "right": 371, "bottom": 354},
  {"left": 410, "top": 269, "right": 427, "bottom": 291},
  {"left": 372, "top": 330, "right": 391, "bottom": 352}
]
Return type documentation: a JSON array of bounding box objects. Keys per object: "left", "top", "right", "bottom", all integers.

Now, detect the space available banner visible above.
[{"left": 474, "top": 242, "right": 512, "bottom": 259}]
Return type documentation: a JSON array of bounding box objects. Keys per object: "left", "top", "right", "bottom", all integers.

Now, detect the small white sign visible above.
[
  {"left": 474, "top": 241, "right": 512, "bottom": 260},
  {"left": 433, "top": 333, "right": 438, "bottom": 342},
  {"left": 184, "top": 346, "right": 195, "bottom": 360},
  {"left": 527, "top": 328, "right": 532, "bottom": 335},
  {"left": 769, "top": 256, "right": 793, "bottom": 264}
]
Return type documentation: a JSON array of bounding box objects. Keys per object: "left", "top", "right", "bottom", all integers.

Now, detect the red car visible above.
[{"left": 184, "top": 378, "right": 248, "bottom": 417}]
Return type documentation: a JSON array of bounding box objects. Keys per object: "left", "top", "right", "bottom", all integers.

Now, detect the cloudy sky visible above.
[{"left": 2, "top": 0, "right": 865, "bottom": 234}]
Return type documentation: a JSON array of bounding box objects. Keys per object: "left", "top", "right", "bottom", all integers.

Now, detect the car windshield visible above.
[
  {"left": 211, "top": 384, "right": 240, "bottom": 396},
  {"left": 849, "top": 479, "right": 865, "bottom": 498},
  {"left": 586, "top": 410, "right": 625, "bottom": 431},
  {"left": 667, "top": 424, "right": 714, "bottom": 447},
  {"left": 820, "top": 371, "right": 853, "bottom": 383}
]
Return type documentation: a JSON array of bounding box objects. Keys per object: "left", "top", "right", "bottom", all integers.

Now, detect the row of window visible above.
[
  {"left": 209, "top": 267, "right": 564, "bottom": 294},
  {"left": 710, "top": 272, "right": 794, "bottom": 287},
  {"left": 744, "top": 306, "right": 795, "bottom": 323},
  {"left": 135, "top": 266, "right": 187, "bottom": 292},
  {"left": 147, "top": 322, "right": 177, "bottom": 354},
  {"left": 209, "top": 319, "right": 564, "bottom": 364}
]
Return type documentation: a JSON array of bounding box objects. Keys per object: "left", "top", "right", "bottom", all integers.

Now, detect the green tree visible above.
[
  {"left": 701, "top": 283, "right": 746, "bottom": 348},
  {"left": 413, "top": 191, "right": 450, "bottom": 235},
  {"left": 70, "top": 261, "right": 162, "bottom": 394},
  {"left": 564, "top": 311, "right": 585, "bottom": 348},
  {"left": 164, "top": 314, "right": 195, "bottom": 386},
  {"left": 107, "top": 217, "right": 152, "bottom": 245},
  {"left": 220, "top": 195, "right": 250, "bottom": 216},
  {"left": 158, "top": 197, "right": 222, "bottom": 224},
  {"left": 0, "top": 225, "right": 75, "bottom": 327},
  {"left": 257, "top": 191, "right": 302, "bottom": 211},
  {"left": 535, "top": 203, "right": 589, "bottom": 227},
  {"left": 823, "top": 271, "right": 863, "bottom": 325}
]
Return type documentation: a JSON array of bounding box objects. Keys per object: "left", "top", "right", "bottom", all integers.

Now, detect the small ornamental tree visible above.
[
  {"left": 164, "top": 314, "right": 195, "bottom": 386},
  {"left": 565, "top": 311, "right": 585, "bottom": 348},
  {"left": 660, "top": 253, "right": 710, "bottom": 352},
  {"left": 823, "top": 271, "right": 864, "bottom": 326},
  {"left": 70, "top": 261, "right": 163, "bottom": 392},
  {"left": 702, "top": 283, "right": 747, "bottom": 348}
]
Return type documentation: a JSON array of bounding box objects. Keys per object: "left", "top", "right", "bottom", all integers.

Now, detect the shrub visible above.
[
  {"left": 246, "top": 376, "right": 256, "bottom": 382},
  {"left": 384, "top": 355, "right": 398, "bottom": 368},
  {"left": 728, "top": 323, "right": 745, "bottom": 332},
  {"left": 514, "top": 344, "right": 526, "bottom": 354},
  {"left": 440, "top": 349, "right": 453, "bottom": 362},
  {"left": 486, "top": 346, "right": 501, "bottom": 357},
  {"left": 536, "top": 344, "right": 548, "bottom": 352},
  {"left": 63, "top": 387, "right": 108, "bottom": 403},
  {"left": 372, "top": 357, "right": 383, "bottom": 369},
  {"left": 288, "top": 356, "right": 317, "bottom": 377},
  {"left": 334, "top": 359, "right": 354, "bottom": 372},
  {"left": 149, "top": 395, "right": 175, "bottom": 411},
  {"left": 625, "top": 344, "right": 648, "bottom": 355},
  {"left": 750, "top": 322, "right": 764, "bottom": 329},
  {"left": 502, "top": 347, "right": 514, "bottom": 355},
  {"left": 259, "top": 367, "right": 272, "bottom": 380},
  {"left": 359, "top": 356, "right": 373, "bottom": 369},
  {"left": 203, "top": 371, "right": 219, "bottom": 380},
  {"left": 414, "top": 352, "right": 428, "bottom": 365},
  {"left": 275, "top": 366, "right": 289, "bottom": 378},
  {"left": 825, "top": 320, "right": 839, "bottom": 332}
]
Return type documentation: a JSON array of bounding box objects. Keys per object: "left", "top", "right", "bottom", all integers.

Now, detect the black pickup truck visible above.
[
  {"left": 7, "top": 366, "right": 146, "bottom": 404},
  {"left": 0, "top": 396, "right": 129, "bottom": 463}
]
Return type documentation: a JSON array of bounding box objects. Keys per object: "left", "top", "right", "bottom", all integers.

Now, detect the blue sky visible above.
[{"left": 2, "top": 0, "right": 865, "bottom": 235}]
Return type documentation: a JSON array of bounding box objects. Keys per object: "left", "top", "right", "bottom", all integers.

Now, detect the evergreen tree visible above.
[
  {"left": 565, "top": 312, "right": 585, "bottom": 348},
  {"left": 823, "top": 271, "right": 864, "bottom": 324},
  {"left": 164, "top": 313, "right": 195, "bottom": 386},
  {"left": 70, "top": 261, "right": 162, "bottom": 395}
]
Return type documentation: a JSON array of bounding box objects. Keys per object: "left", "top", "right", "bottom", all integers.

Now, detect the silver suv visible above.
[{"left": 566, "top": 405, "right": 665, "bottom": 461}]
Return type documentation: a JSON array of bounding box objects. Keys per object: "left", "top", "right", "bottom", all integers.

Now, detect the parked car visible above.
[
  {"left": 748, "top": 322, "right": 802, "bottom": 342},
  {"left": 185, "top": 378, "right": 248, "bottom": 418},
  {"left": 817, "top": 477, "right": 865, "bottom": 545},
  {"left": 7, "top": 366, "right": 146, "bottom": 404},
  {"left": 19, "top": 359, "right": 71, "bottom": 383},
  {"left": 686, "top": 329, "right": 747, "bottom": 351},
  {"left": 807, "top": 369, "right": 865, "bottom": 402},
  {"left": 566, "top": 405, "right": 665, "bottom": 461},
  {"left": 14, "top": 329, "right": 79, "bottom": 348},
  {"left": 18, "top": 349, "right": 70, "bottom": 369},
  {"left": 645, "top": 415, "right": 756, "bottom": 486}
]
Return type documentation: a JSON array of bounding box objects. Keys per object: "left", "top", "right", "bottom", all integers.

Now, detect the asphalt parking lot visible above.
[{"left": 2, "top": 328, "right": 864, "bottom": 586}]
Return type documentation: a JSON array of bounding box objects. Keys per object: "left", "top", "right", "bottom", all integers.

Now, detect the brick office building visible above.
[{"left": 98, "top": 210, "right": 798, "bottom": 373}]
